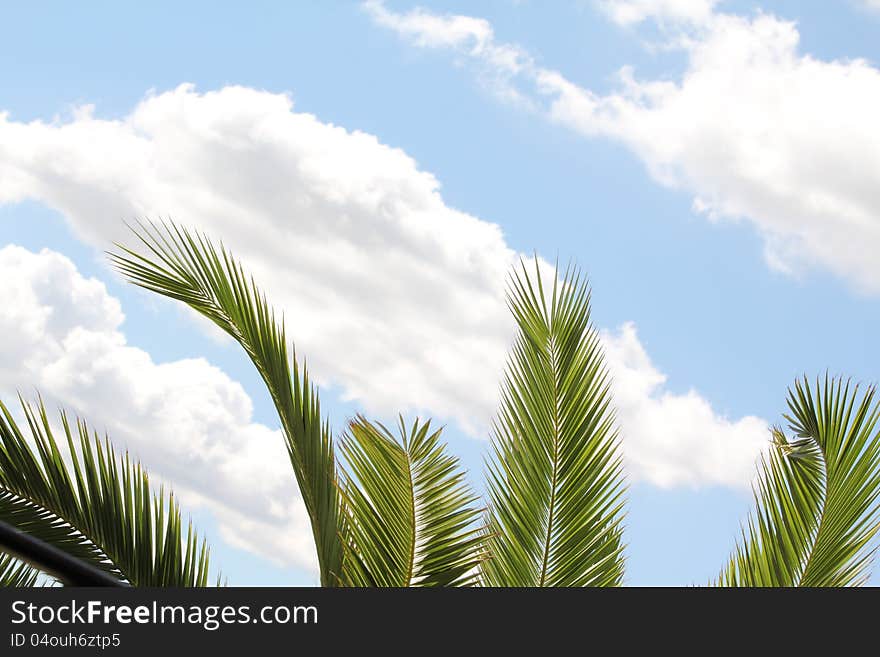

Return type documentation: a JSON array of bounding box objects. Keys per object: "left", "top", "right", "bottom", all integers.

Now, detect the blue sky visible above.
[{"left": 2, "top": 0, "right": 880, "bottom": 585}]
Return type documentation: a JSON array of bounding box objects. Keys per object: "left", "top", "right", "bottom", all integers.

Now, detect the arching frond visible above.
[
  {"left": 110, "top": 221, "right": 344, "bottom": 585},
  {"left": 718, "top": 376, "right": 880, "bottom": 586},
  {"left": 340, "top": 417, "right": 485, "bottom": 587},
  {"left": 0, "top": 397, "right": 213, "bottom": 586},
  {"left": 482, "top": 261, "right": 626, "bottom": 587}
]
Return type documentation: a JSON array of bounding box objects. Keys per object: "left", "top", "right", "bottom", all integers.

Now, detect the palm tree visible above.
[
  {"left": 718, "top": 376, "right": 880, "bottom": 586},
  {"left": 482, "top": 264, "right": 625, "bottom": 586},
  {"left": 2, "top": 220, "right": 879, "bottom": 586},
  {"left": 0, "top": 396, "right": 212, "bottom": 586}
]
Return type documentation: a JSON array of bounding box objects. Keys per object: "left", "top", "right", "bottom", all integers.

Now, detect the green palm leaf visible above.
[
  {"left": 718, "top": 376, "right": 880, "bottom": 586},
  {"left": 110, "top": 221, "right": 344, "bottom": 585},
  {"left": 0, "top": 553, "right": 40, "bottom": 587},
  {"left": 482, "top": 261, "right": 626, "bottom": 587},
  {"left": 0, "top": 397, "right": 212, "bottom": 586},
  {"left": 340, "top": 416, "right": 485, "bottom": 587}
]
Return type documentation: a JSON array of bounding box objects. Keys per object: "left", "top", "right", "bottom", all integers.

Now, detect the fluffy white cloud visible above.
[
  {"left": 603, "top": 323, "right": 767, "bottom": 488},
  {"left": 0, "top": 84, "right": 767, "bottom": 489},
  {"left": 369, "top": 3, "right": 880, "bottom": 294},
  {"left": 596, "top": 0, "right": 719, "bottom": 26},
  {"left": 0, "top": 84, "right": 516, "bottom": 435},
  {"left": 0, "top": 244, "right": 317, "bottom": 575}
]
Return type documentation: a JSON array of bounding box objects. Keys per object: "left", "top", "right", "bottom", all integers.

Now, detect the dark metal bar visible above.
[{"left": 0, "top": 520, "right": 129, "bottom": 586}]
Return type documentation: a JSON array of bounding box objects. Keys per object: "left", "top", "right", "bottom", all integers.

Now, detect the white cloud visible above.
[
  {"left": 369, "top": 3, "right": 880, "bottom": 295},
  {"left": 596, "top": 0, "right": 719, "bottom": 26},
  {"left": 0, "top": 244, "right": 317, "bottom": 575},
  {"left": 363, "top": 1, "right": 535, "bottom": 105},
  {"left": 364, "top": 0, "right": 494, "bottom": 50},
  {"left": 862, "top": 1, "right": 880, "bottom": 11},
  {"left": 603, "top": 323, "right": 767, "bottom": 488},
  {"left": 0, "top": 84, "right": 767, "bottom": 489},
  {"left": 0, "top": 84, "right": 516, "bottom": 436}
]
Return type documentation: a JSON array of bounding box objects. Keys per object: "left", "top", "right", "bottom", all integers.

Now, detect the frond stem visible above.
[
  {"left": 794, "top": 442, "right": 830, "bottom": 586},
  {"left": 537, "top": 335, "right": 562, "bottom": 587},
  {"left": 403, "top": 444, "right": 418, "bottom": 587}
]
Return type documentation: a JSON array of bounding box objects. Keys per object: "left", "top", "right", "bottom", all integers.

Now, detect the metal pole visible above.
[{"left": 0, "top": 520, "right": 129, "bottom": 587}]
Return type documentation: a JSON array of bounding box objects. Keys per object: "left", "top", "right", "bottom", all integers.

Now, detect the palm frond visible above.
[
  {"left": 718, "top": 375, "right": 880, "bottom": 586},
  {"left": 340, "top": 416, "right": 485, "bottom": 587},
  {"left": 0, "top": 553, "right": 40, "bottom": 587},
  {"left": 0, "top": 397, "right": 213, "bottom": 586},
  {"left": 109, "top": 221, "right": 343, "bottom": 585},
  {"left": 482, "top": 260, "right": 626, "bottom": 586}
]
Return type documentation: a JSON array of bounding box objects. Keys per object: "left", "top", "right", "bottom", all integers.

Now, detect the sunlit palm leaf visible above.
[
  {"left": 718, "top": 376, "right": 880, "bottom": 586},
  {"left": 482, "top": 261, "right": 626, "bottom": 587},
  {"left": 0, "top": 397, "right": 212, "bottom": 586},
  {"left": 110, "top": 221, "right": 344, "bottom": 585},
  {"left": 340, "top": 417, "right": 485, "bottom": 587},
  {"left": 0, "top": 553, "right": 40, "bottom": 587}
]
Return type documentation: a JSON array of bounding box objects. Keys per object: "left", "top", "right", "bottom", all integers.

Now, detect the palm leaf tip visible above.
[
  {"left": 110, "top": 220, "right": 344, "bottom": 586},
  {"left": 340, "top": 416, "right": 486, "bottom": 587},
  {"left": 718, "top": 375, "right": 880, "bottom": 587},
  {"left": 0, "top": 396, "right": 214, "bottom": 586},
  {"left": 483, "top": 260, "right": 626, "bottom": 587}
]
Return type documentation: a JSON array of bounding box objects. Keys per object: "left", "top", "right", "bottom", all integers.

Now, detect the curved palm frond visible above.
[
  {"left": 0, "top": 397, "right": 213, "bottom": 586},
  {"left": 482, "top": 261, "right": 626, "bottom": 587},
  {"left": 340, "top": 416, "right": 485, "bottom": 587},
  {"left": 110, "top": 221, "right": 344, "bottom": 585},
  {"left": 718, "top": 376, "right": 880, "bottom": 586},
  {"left": 0, "top": 553, "right": 40, "bottom": 587}
]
